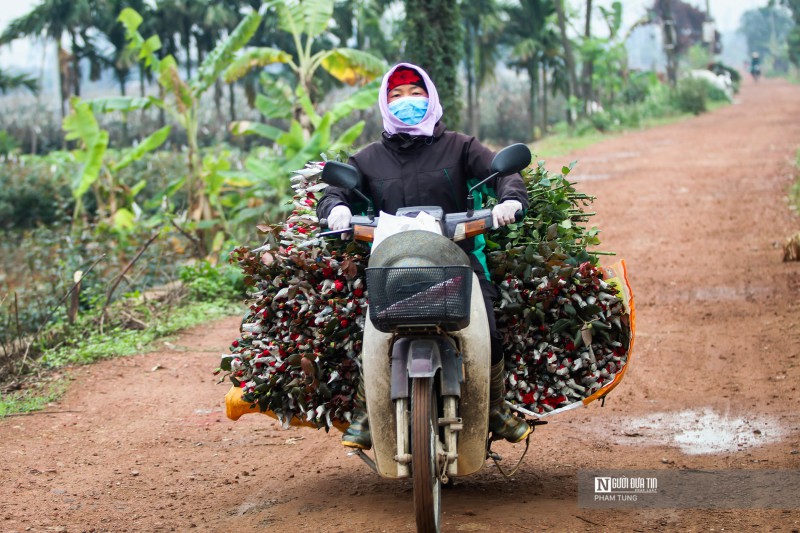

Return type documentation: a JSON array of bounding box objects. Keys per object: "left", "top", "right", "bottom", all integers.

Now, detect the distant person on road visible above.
[{"left": 750, "top": 52, "right": 761, "bottom": 82}]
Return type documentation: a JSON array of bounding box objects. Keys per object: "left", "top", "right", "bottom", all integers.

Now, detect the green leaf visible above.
[
  {"left": 202, "top": 153, "right": 233, "bottom": 198},
  {"left": 319, "top": 48, "right": 386, "bottom": 86},
  {"left": 218, "top": 171, "right": 255, "bottom": 188},
  {"left": 271, "top": 0, "right": 333, "bottom": 39},
  {"left": 281, "top": 114, "right": 332, "bottom": 171},
  {"left": 223, "top": 47, "right": 293, "bottom": 83},
  {"left": 63, "top": 98, "right": 100, "bottom": 147},
  {"left": 276, "top": 120, "right": 306, "bottom": 156},
  {"left": 111, "top": 125, "right": 171, "bottom": 171},
  {"left": 113, "top": 207, "right": 136, "bottom": 231},
  {"left": 86, "top": 96, "right": 153, "bottom": 114},
  {"left": 130, "top": 179, "right": 148, "bottom": 198},
  {"left": 117, "top": 8, "right": 143, "bottom": 34},
  {"left": 330, "top": 121, "right": 365, "bottom": 150},
  {"left": 329, "top": 79, "right": 380, "bottom": 123},
  {"left": 561, "top": 165, "right": 571, "bottom": 175},
  {"left": 72, "top": 130, "right": 109, "bottom": 199},
  {"left": 229, "top": 120, "right": 284, "bottom": 140},
  {"left": 255, "top": 93, "right": 292, "bottom": 120},
  {"left": 193, "top": 10, "right": 262, "bottom": 94},
  {"left": 551, "top": 318, "right": 573, "bottom": 335},
  {"left": 245, "top": 154, "right": 281, "bottom": 179},
  {"left": 140, "top": 35, "right": 162, "bottom": 67}
]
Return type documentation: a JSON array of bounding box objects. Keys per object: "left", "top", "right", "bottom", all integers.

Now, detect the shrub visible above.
[
  {"left": 0, "top": 155, "right": 76, "bottom": 229},
  {"left": 178, "top": 259, "right": 245, "bottom": 300},
  {"left": 675, "top": 78, "right": 708, "bottom": 115}
]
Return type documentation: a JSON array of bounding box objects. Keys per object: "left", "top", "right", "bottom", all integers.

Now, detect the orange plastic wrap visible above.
[{"left": 224, "top": 386, "right": 349, "bottom": 432}]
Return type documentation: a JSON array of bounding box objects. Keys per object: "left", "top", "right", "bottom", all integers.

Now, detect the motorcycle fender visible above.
[
  {"left": 450, "top": 274, "right": 491, "bottom": 476},
  {"left": 362, "top": 275, "right": 490, "bottom": 479},
  {"left": 390, "top": 338, "right": 461, "bottom": 400}
]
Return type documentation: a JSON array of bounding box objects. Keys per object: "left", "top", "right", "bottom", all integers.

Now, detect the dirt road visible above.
[{"left": 2, "top": 78, "right": 799, "bottom": 533}]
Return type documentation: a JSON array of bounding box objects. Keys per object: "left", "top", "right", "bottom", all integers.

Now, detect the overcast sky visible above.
[{"left": 0, "top": 0, "right": 774, "bottom": 70}]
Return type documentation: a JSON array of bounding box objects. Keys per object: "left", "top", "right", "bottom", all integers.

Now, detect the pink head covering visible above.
[{"left": 379, "top": 63, "right": 443, "bottom": 137}]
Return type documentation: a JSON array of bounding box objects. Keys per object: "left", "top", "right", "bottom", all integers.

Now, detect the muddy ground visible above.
[{"left": 1, "top": 77, "right": 799, "bottom": 533}]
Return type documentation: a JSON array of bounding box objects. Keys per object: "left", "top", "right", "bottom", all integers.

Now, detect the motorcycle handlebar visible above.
[{"left": 318, "top": 208, "right": 525, "bottom": 241}]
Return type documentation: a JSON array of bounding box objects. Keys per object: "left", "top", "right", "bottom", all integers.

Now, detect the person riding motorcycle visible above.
[
  {"left": 750, "top": 52, "right": 761, "bottom": 82},
  {"left": 317, "top": 62, "right": 533, "bottom": 450}
]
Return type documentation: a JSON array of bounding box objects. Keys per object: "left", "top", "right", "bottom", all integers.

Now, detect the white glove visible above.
[
  {"left": 327, "top": 205, "right": 352, "bottom": 231},
  {"left": 492, "top": 200, "right": 523, "bottom": 229}
]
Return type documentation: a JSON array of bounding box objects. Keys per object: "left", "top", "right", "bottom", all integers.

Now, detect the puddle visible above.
[{"left": 618, "top": 408, "right": 785, "bottom": 455}]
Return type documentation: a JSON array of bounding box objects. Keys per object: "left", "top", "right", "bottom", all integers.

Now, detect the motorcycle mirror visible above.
[
  {"left": 321, "top": 161, "right": 362, "bottom": 191},
  {"left": 466, "top": 144, "right": 531, "bottom": 215},
  {"left": 320, "top": 161, "right": 375, "bottom": 220},
  {"left": 490, "top": 143, "right": 532, "bottom": 176}
]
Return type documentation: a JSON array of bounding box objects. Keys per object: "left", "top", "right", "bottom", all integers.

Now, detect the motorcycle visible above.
[{"left": 319, "top": 144, "right": 533, "bottom": 533}]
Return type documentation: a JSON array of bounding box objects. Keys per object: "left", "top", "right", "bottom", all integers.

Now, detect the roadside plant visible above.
[{"left": 108, "top": 6, "right": 263, "bottom": 254}]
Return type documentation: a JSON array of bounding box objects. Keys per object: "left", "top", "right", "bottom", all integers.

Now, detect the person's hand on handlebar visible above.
[
  {"left": 492, "top": 199, "right": 523, "bottom": 228},
  {"left": 327, "top": 205, "right": 352, "bottom": 230}
]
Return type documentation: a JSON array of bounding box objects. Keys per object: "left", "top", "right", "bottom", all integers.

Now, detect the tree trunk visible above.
[
  {"left": 474, "top": 80, "right": 482, "bottom": 138},
  {"left": 465, "top": 28, "right": 475, "bottom": 136},
  {"left": 214, "top": 79, "right": 224, "bottom": 138},
  {"left": 184, "top": 32, "right": 192, "bottom": 80},
  {"left": 528, "top": 63, "right": 538, "bottom": 141},
  {"left": 58, "top": 46, "right": 71, "bottom": 149},
  {"left": 555, "top": 0, "right": 578, "bottom": 125},
  {"left": 57, "top": 46, "right": 69, "bottom": 122},
  {"left": 581, "top": 0, "right": 594, "bottom": 115},
  {"left": 661, "top": 0, "right": 678, "bottom": 87},
  {"left": 541, "top": 63, "right": 548, "bottom": 136},
  {"left": 69, "top": 31, "right": 81, "bottom": 98}
]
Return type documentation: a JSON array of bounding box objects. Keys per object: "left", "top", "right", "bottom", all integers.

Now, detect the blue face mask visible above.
[{"left": 388, "top": 97, "right": 429, "bottom": 125}]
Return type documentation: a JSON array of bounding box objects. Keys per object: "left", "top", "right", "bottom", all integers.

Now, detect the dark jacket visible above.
[{"left": 317, "top": 122, "right": 529, "bottom": 276}]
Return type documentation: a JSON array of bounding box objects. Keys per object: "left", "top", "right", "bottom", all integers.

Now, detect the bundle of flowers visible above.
[
  {"left": 486, "top": 161, "right": 633, "bottom": 415},
  {"left": 220, "top": 161, "right": 371, "bottom": 429},
  {"left": 219, "top": 159, "right": 633, "bottom": 428}
]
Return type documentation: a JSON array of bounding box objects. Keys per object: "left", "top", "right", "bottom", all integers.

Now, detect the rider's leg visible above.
[
  {"left": 342, "top": 375, "right": 372, "bottom": 449},
  {"left": 479, "top": 278, "right": 532, "bottom": 443}
]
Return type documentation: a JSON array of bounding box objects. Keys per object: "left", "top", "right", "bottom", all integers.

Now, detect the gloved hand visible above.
[
  {"left": 327, "top": 205, "right": 352, "bottom": 231},
  {"left": 492, "top": 199, "right": 523, "bottom": 229}
]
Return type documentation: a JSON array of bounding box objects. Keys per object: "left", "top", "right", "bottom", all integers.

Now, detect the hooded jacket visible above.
[{"left": 317, "top": 64, "right": 529, "bottom": 277}]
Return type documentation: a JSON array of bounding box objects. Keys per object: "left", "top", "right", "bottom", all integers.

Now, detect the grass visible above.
[
  {"left": 791, "top": 148, "right": 800, "bottom": 213},
  {"left": 0, "top": 380, "right": 69, "bottom": 417},
  {"left": 0, "top": 298, "right": 242, "bottom": 418},
  {"left": 532, "top": 101, "right": 731, "bottom": 159}
]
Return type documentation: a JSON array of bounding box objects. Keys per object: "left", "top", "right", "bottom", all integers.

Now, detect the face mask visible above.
[{"left": 388, "top": 96, "right": 429, "bottom": 125}]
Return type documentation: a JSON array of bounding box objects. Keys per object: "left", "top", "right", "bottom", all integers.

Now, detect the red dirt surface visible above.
[{"left": 2, "top": 77, "right": 799, "bottom": 533}]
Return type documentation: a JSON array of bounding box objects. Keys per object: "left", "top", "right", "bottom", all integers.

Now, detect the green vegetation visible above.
[
  {"left": 1, "top": 299, "right": 240, "bottom": 417},
  {"left": 405, "top": 0, "right": 463, "bottom": 127}
]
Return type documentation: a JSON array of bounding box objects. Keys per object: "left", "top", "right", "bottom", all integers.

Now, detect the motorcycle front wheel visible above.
[{"left": 411, "top": 377, "right": 441, "bottom": 533}]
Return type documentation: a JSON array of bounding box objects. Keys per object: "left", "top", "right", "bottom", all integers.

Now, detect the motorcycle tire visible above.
[{"left": 411, "top": 377, "right": 441, "bottom": 533}]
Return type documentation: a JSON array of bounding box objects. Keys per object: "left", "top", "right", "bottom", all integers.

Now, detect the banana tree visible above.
[
  {"left": 114, "top": 6, "right": 262, "bottom": 255},
  {"left": 223, "top": 0, "right": 386, "bottom": 138},
  {"left": 63, "top": 96, "right": 170, "bottom": 230}
]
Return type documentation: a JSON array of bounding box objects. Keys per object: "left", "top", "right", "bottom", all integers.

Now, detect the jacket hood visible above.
[{"left": 379, "top": 63, "right": 443, "bottom": 137}]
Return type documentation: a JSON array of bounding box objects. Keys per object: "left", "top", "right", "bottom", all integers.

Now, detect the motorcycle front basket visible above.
[{"left": 366, "top": 266, "right": 473, "bottom": 332}]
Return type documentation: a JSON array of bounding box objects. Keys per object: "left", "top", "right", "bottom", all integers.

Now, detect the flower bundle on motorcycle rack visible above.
[{"left": 219, "top": 159, "right": 634, "bottom": 428}]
